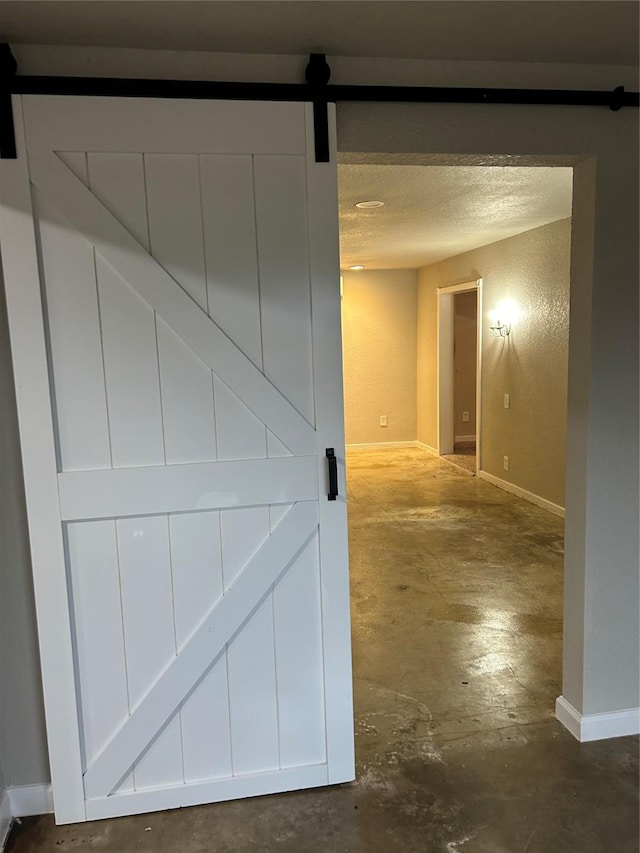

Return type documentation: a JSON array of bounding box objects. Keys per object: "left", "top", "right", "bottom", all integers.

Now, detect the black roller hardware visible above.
[
  {"left": 0, "top": 44, "right": 17, "bottom": 159},
  {"left": 305, "top": 53, "right": 331, "bottom": 163}
]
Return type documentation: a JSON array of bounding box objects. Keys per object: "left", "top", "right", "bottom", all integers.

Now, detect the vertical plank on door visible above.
[
  {"left": 220, "top": 507, "right": 270, "bottom": 590},
  {"left": 269, "top": 504, "right": 291, "bottom": 533},
  {"left": 67, "top": 520, "right": 131, "bottom": 788},
  {"left": 170, "top": 511, "right": 232, "bottom": 782},
  {"left": 87, "top": 153, "right": 150, "bottom": 251},
  {"left": 170, "top": 511, "right": 223, "bottom": 644},
  {"left": 180, "top": 661, "right": 233, "bottom": 783},
  {"left": 96, "top": 258, "right": 165, "bottom": 468},
  {"left": 56, "top": 152, "right": 88, "bottom": 185},
  {"left": 156, "top": 318, "right": 217, "bottom": 465},
  {"left": 200, "top": 155, "right": 262, "bottom": 369},
  {"left": 145, "top": 154, "right": 208, "bottom": 311},
  {"left": 266, "top": 430, "right": 292, "bottom": 459},
  {"left": 32, "top": 189, "right": 111, "bottom": 472},
  {"left": 87, "top": 152, "right": 166, "bottom": 469},
  {"left": 273, "top": 534, "right": 326, "bottom": 768},
  {"left": 254, "top": 156, "right": 314, "bottom": 426},
  {"left": 214, "top": 377, "right": 267, "bottom": 462},
  {"left": 117, "top": 515, "right": 184, "bottom": 790},
  {"left": 227, "top": 597, "right": 280, "bottom": 775},
  {"left": 221, "top": 507, "right": 279, "bottom": 774}
]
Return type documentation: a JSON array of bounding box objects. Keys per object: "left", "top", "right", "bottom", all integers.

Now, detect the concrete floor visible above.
[{"left": 7, "top": 447, "right": 638, "bottom": 852}]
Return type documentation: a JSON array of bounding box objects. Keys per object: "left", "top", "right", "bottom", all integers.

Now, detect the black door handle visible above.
[{"left": 326, "top": 448, "right": 338, "bottom": 501}]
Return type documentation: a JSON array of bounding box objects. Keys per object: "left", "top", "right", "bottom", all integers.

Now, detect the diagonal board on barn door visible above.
[
  {"left": 27, "top": 151, "right": 316, "bottom": 456},
  {"left": 82, "top": 500, "right": 319, "bottom": 800}
]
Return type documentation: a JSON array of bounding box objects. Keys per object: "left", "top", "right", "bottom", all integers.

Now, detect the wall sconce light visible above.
[
  {"left": 489, "top": 316, "right": 511, "bottom": 337},
  {"left": 489, "top": 300, "right": 519, "bottom": 338}
]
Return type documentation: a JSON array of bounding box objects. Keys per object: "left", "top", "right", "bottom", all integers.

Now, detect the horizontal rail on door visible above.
[{"left": 1, "top": 44, "right": 638, "bottom": 161}]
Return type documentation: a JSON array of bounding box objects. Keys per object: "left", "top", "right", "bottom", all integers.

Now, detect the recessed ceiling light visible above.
[
  {"left": 349, "top": 265, "right": 365, "bottom": 271},
  {"left": 355, "top": 200, "right": 385, "bottom": 209}
]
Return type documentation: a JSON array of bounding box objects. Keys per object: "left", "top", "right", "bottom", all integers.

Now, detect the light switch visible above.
[{"left": 504, "top": 393, "right": 510, "bottom": 409}]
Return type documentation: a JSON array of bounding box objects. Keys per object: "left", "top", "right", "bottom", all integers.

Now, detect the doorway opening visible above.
[
  {"left": 437, "top": 280, "right": 482, "bottom": 474},
  {"left": 338, "top": 158, "right": 572, "bottom": 789}
]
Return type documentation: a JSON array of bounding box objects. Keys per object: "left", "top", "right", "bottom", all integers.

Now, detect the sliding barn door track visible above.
[{"left": 1, "top": 45, "right": 638, "bottom": 161}]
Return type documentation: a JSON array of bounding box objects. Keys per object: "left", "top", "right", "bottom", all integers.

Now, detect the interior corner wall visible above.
[
  {"left": 417, "top": 219, "right": 571, "bottom": 508},
  {"left": 341, "top": 269, "right": 418, "bottom": 445},
  {"left": 0, "top": 264, "right": 50, "bottom": 788}
]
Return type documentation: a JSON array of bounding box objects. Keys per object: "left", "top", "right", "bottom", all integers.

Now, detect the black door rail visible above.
[{"left": 1, "top": 44, "right": 638, "bottom": 161}]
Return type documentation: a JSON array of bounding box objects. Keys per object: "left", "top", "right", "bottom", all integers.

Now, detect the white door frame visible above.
[{"left": 436, "top": 279, "right": 483, "bottom": 467}]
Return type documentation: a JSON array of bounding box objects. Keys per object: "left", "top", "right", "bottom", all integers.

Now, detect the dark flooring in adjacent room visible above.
[
  {"left": 441, "top": 440, "right": 477, "bottom": 475},
  {"left": 7, "top": 447, "right": 638, "bottom": 852}
]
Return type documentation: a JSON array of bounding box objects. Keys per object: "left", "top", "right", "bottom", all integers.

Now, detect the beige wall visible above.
[
  {"left": 417, "top": 218, "right": 571, "bottom": 507},
  {"left": 453, "top": 291, "right": 477, "bottom": 439},
  {"left": 342, "top": 269, "right": 417, "bottom": 445}
]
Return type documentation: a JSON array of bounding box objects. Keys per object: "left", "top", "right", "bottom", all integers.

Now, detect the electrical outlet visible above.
[
  {"left": 379, "top": 415, "right": 388, "bottom": 427},
  {"left": 504, "top": 393, "right": 510, "bottom": 409},
  {"left": 503, "top": 455, "right": 509, "bottom": 471},
  {"left": 462, "top": 411, "right": 469, "bottom": 422}
]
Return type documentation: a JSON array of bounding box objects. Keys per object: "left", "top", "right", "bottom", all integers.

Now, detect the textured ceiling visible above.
[
  {"left": 338, "top": 165, "right": 573, "bottom": 270},
  {"left": 1, "top": 1, "right": 638, "bottom": 66}
]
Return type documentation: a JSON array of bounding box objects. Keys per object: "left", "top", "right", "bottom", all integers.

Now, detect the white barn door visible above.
[{"left": 0, "top": 96, "right": 353, "bottom": 823}]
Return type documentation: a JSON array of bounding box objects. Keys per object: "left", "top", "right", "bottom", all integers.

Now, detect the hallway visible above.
[
  {"left": 6, "top": 448, "right": 638, "bottom": 852},
  {"left": 349, "top": 445, "right": 563, "bottom": 746}
]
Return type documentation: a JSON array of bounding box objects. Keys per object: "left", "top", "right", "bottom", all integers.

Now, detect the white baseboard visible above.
[
  {"left": 454, "top": 434, "right": 476, "bottom": 443},
  {"left": 0, "top": 789, "right": 11, "bottom": 852},
  {"left": 346, "top": 441, "right": 417, "bottom": 450},
  {"left": 477, "top": 470, "right": 565, "bottom": 517},
  {"left": 556, "top": 696, "right": 640, "bottom": 742},
  {"left": 347, "top": 439, "right": 451, "bottom": 461},
  {"left": 8, "top": 783, "right": 53, "bottom": 817},
  {"left": 415, "top": 440, "right": 439, "bottom": 456}
]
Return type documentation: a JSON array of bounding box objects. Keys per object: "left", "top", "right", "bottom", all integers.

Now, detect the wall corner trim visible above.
[
  {"left": 8, "top": 784, "right": 53, "bottom": 818},
  {"left": 477, "top": 470, "right": 565, "bottom": 517},
  {"left": 0, "top": 789, "right": 12, "bottom": 852},
  {"left": 556, "top": 696, "right": 640, "bottom": 742}
]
